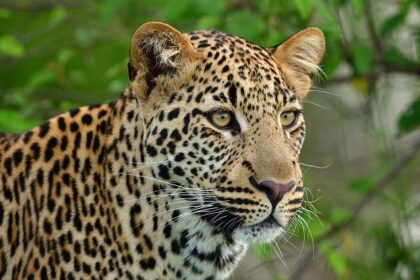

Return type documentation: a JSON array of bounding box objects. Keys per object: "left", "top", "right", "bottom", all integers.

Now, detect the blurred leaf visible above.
[
  {"left": 99, "top": 0, "right": 120, "bottom": 23},
  {"left": 3, "top": 89, "right": 28, "bottom": 107},
  {"left": 253, "top": 243, "right": 273, "bottom": 261},
  {"left": 0, "top": 35, "right": 25, "bottom": 58},
  {"left": 108, "top": 79, "right": 126, "bottom": 92},
  {"left": 57, "top": 49, "right": 74, "bottom": 65},
  {"left": 74, "top": 29, "right": 93, "bottom": 47},
  {"left": 59, "top": 100, "right": 83, "bottom": 112},
  {"left": 225, "top": 11, "right": 265, "bottom": 41},
  {"left": 351, "top": 0, "right": 364, "bottom": 12},
  {"left": 398, "top": 98, "right": 420, "bottom": 134},
  {"left": 321, "top": 242, "right": 348, "bottom": 277},
  {"left": 194, "top": 0, "right": 226, "bottom": 15},
  {"left": 295, "top": 214, "right": 326, "bottom": 240},
  {"left": 164, "top": 0, "right": 188, "bottom": 21},
  {"left": 98, "top": 0, "right": 130, "bottom": 25},
  {"left": 379, "top": 1, "right": 410, "bottom": 36},
  {"left": 196, "top": 15, "right": 220, "bottom": 29},
  {"left": 349, "top": 177, "right": 375, "bottom": 193},
  {"left": 330, "top": 0, "right": 347, "bottom": 5},
  {"left": 49, "top": 6, "right": 67, "bottom": 24},
  {"left": 69, "top": 70, "right": 86, "bottom": 84},
  {"left": 294, "top": 0, "right": 314, "bottom": 19},
  {"left": 0, "top": 109, "right": 41, "bottom": 133},
  {"left": 330, "top": 208, "right": 351, "bottom": 223},
  {"left": 26, "top": 69, "right": 56, "bottom": 89},
  {"left": 350, "top": 77, "right": 368, "bottom": 94},
  {"left": 263, "top": 31, "right": 284, "bottom": 47},
  {"left": 383, "top": 46, "right": 416, "bottom": 68},
  {"left": 322, "top": 37, "right": 343, "bottom": 76},
  {"left": 0, "top": 8, "right": 12, "bottom": 19},
  {"left": 350, "top": 42, "right": 374, "bottom": 75},
  {"left": 379, "top": 225, "right": 407, "bottom": 270},
  {"left": 104, "top": 64, "right": 124, "bottom": 79},
  {"left": 314, "top": 0, "right": 335, "bottom": 23}
]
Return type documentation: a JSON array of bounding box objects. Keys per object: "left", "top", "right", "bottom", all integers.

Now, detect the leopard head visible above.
[{"left": 127, "top": 22, "right": 325, "bottom": 243}]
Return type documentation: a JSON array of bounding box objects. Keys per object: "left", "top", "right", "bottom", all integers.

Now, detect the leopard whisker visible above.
[
  {"left": 309, "top": 87, "right": 339, "bottom": 97},
  {"left": 208, "top": 209, "right": 229, "bottom": 224},
  {"left": 299, "top": 162, "right": 330, "bottom": 169},
  {"left": 302, "top": 100, "right": 329, "bottom": 110},
  {"left": 115, "top": 187, "right": 216, "bottom": 204},
  {"left": 272, "top": 240, "right": 287, "bottom": 268},
  {"left": 294, "top": 213, "right": 315, "bottom": 255},
  {"left": 225, "top": 216, "right": 241, "bottom": 232},
  {"left": 124, "top": 159, "right": 169, "bottom": 167}
]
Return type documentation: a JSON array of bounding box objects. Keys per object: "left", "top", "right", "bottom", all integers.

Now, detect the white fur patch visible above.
[
  {"left": 289, "top": 35, "right": 324, "bottom": 77},
  {"left": 141, "top": 36, "right": 180, "bottom": 68}
]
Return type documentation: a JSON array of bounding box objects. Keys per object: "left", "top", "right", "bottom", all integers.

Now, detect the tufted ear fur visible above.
[
  {"left": 273, "top": 28, "right": 325, "bottom": 99},
  {"left": 128, "top": 22, "right": 199, "bottom": 100}
]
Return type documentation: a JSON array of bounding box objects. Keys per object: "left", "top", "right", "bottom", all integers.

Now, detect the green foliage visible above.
[
  {"left": 294, "top": 0, "right": 314, "bottom": 20},
  {"left": 0, "top": 35, "right": 24, "bottom": 57},
  {"left": 350, "top": 42, "right": 375, "bottom": 75},
  {"left": 398, "top": 97, "right": 420, "bottom": 134},
  {"left": 0, "top": 109, "right": 41, "bottom": 132},
  {"left": 379, "top": 0, "right": 411, "bottom": 36},
  {"left": 254, "top": 243, "right": 275, "bottom": 262},
  {"left": 349, "top": 177, "right": 375, "bottom": 194},
  {"left": 320, "top": 241, "right": 348, "bottom": 277},
  {"left": 225, "top": 11, "right": 266, "bottom": 41}
]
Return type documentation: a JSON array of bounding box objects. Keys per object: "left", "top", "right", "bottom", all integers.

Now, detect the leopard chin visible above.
[{"left": 232, "top": 216, "right": 284, "bottom": 243}]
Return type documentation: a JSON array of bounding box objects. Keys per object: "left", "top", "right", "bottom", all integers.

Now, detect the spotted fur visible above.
[{"left": 0, "top": 22, "right": 325, "bottom": 279}]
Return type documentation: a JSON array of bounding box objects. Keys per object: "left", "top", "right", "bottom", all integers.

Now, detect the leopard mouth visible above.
[
  {"left": 245, "top": 215, "right": 281, "bottom": 231},
  {"left": 232, "top": 215, "right": 284, "bottom": 243},
  {"left": 182, "top": 188, "right": 284, "bottom": 242},
  {"left": 177, "top": 185, "right": 282, "bottom": 237},
  {"left": 257, "top": 215, "right": 280, "bottom": 226}
]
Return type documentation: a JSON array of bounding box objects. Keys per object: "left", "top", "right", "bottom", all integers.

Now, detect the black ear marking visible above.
[
  {"left": 142, "top": 40, "right": 178, "bottom": 79},
  {"left": 129, "top": 22, "right": 199, "bottom": 99},
  {"left": 141, "top": 40, "right": 178, "bottom": 93},
  {"left": 128, "top": 63, "right": 137, "bottom": 81}
]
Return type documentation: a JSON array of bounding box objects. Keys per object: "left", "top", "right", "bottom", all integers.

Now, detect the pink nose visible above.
[{"left": 257, "top": 180, "right": 295, "bottom": 205}]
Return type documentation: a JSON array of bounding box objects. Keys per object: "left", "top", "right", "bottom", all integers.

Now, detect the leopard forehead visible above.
[
  {"left": 146, "top": 29, "right": 301, "bottom": 123},
  {"left": 185, "top": 30, "right": 297, "bottom": 107}
]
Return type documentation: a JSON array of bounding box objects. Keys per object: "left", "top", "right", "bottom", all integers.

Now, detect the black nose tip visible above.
[{"left": 257, "top": 180, "right": 295, "bottom": 206}]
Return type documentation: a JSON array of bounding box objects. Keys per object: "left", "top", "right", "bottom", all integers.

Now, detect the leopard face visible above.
[{"left": 129, "top": 23, "right": 325, "bottom": 243}]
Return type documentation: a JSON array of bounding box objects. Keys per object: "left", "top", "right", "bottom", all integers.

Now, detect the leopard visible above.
[{"left": 0, "top": 22, "right": 325, "bottom": 279}]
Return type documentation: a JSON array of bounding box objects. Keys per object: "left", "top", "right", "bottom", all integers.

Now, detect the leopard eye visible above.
[
  {"left": 211, "top": 111, "right": 232, "bottom": 128},
  {"left": 280, "top": 111, "right": 298, "bottom": 128},
  {"left": 205, "top": 109, "right": 241, "bottom": 134}
]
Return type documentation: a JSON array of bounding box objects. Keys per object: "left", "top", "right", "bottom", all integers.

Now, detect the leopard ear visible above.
[
  {"left": 273, "top": 28, "right": 325, "bottom": 99},
  {"left": 128, "top": 22, "right": 199, "bottom": 99}
]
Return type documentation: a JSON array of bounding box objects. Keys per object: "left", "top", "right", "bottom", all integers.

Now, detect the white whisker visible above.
[
  {"left": 299, "top": 162, "right": 330, "bottom": 169},
  {"left": 303, "top": 100, "right": 329, "bottom": 110}
]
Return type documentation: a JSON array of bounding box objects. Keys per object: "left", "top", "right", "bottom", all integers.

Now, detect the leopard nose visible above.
[{"left": 257, "top": 180, "right": 295, "bottom": 206}]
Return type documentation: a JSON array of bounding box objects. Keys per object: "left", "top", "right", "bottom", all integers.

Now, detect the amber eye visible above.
[
  {"left": 211, "top": 111, "right": 232, "bottom": 128},
  {"left": 280, "top": 111, "right": 298, "bottom": 128}
]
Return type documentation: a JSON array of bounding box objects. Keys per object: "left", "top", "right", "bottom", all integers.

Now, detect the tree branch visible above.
[
  {"left": 0, "top": 1, "right": 80, "bottom": 12},
  {"left": 364, "top": 0, "right": 383, "bottom": 58},
  {"left": 323, "top": 63, "right": 420, "bottom": 85},
  {"left": 290, "top": 135, "right": 420, "bottom": 280}
]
